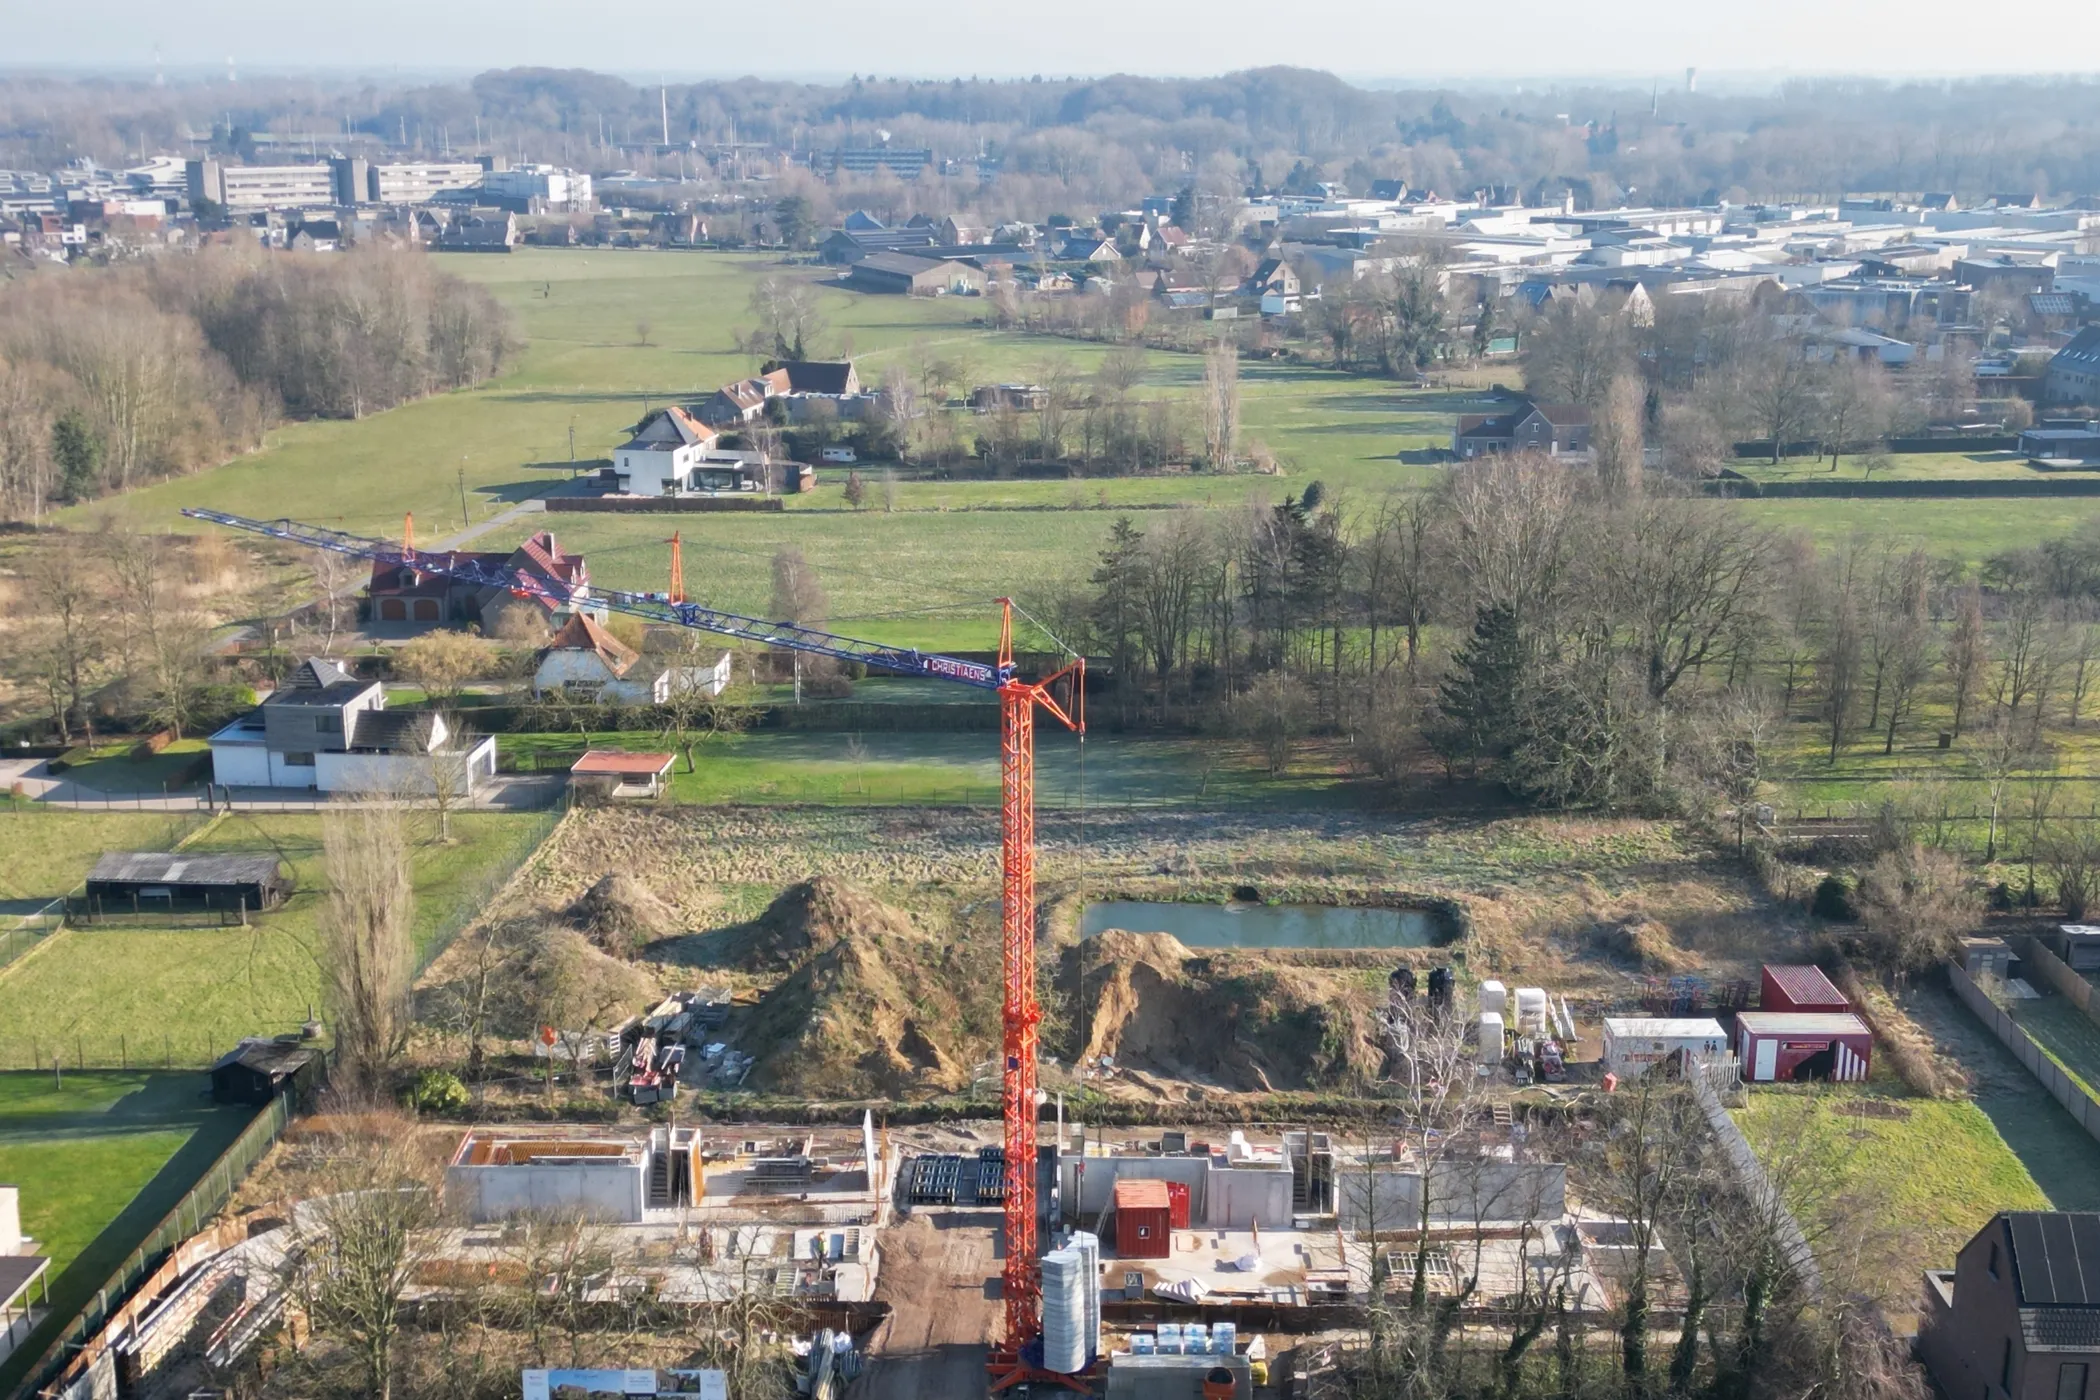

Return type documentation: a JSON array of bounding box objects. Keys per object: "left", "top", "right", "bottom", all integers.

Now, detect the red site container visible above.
[{"left": 1114, "top": 1178, "right": 1172, "bottom": 1258}]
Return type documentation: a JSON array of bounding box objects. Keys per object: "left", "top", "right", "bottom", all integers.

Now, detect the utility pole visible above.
[{"left": 457, "top": 460, "right": 470, "bottom": 530}]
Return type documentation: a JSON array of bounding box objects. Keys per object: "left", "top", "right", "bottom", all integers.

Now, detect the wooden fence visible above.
[{"left": 1946, "top": 962, "right": 2100, "bottom": 1149}]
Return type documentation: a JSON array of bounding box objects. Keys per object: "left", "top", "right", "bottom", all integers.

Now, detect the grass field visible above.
[
  {"left": 0, "top": 1071, "right": 245, "bottom": 1276},
  {"left": 0, "top": 809, "right": 553, "bottom": 1065},
  {"left": 1736, "top": 1084, "right": 2055, "bottom": 1308},
  {"left": 0, "top": 808, "right": 205, "bottom": 907},
  {"left": 1729, "top": 450, "right": 2049, "bottom": 484},
  {"left": 504, "top": 729, "right": 1366, "bottom": 808},
  {"left": 50, "top": 739, "right": 212, "bottom": 795}
]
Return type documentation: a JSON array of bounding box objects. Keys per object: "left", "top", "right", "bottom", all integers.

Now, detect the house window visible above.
[
  {"left": 2003, "top": 1337, "right": 2015, "bottom": 1391},
  {"left": 283, "top": 752, "right": 315, "bottom": 767},
  {"left": 315, "top": 714, "right": 342, "bottom": 735},
  {"left": 1989, "top": 1242, "right": 2000, "bottom": 1279},
  {"left": 2062, "top": 1363, "right": 2090, "bottom": 1400}
]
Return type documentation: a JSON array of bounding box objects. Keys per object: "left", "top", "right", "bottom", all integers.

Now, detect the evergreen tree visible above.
[
  {"left": 52, "top": 411, "right": 102, "bottom": 502},
  {"left": 1089, "top": 517, "right": 1147, "bottom": 722},
  {"left": 1433, "top": 604, "right": 1527, "bottom": 778}
]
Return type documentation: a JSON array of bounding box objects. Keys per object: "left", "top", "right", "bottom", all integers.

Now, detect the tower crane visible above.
[{"left": 183, "top": 509, "right": 1089, "bottom": 1391}]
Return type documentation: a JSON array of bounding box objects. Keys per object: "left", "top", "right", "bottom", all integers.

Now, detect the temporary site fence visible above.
[
  {"left": 1687, "top": 1070, "right": 1823, "bottom": 1297},
  {"left": 1946, "top": 960, "right": 2100, "bottom": 1151},
  {"left": 0, "top": 1088, "right": 300, "bottom": 1400}
]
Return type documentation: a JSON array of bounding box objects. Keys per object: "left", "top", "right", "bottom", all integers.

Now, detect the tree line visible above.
[
  {"left": 1053, "top": 455, "right": 2100, "bottom": 831},
  {"left": 0, "top": 244, "right": 518, "bottom": 518}
]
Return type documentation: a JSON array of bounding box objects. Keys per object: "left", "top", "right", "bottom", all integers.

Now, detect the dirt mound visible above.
[
  {"left": 1589, "top": 916, "right": 1696, "bottom": 973},
  {"left": 725, "top": 879, "right": 992, "bottom": 1099},
  {"left": 567, "top": 873, "right": 679, "bottom": 957},
  {"left": 1081, "top": 931, "right": 1382, "bottom": 1094},
  {"left": 723, "top": 876, "right": 917, "bottom": 971}
]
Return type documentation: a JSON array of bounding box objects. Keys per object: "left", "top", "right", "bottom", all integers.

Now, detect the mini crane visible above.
[{"left": 183, "top": 509, "right": 1088, "bottom": 1391}]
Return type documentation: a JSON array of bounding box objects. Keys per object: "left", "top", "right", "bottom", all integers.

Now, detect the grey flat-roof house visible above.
[{"left": 207, "top": 657, "right": 497, "bottom": 794}]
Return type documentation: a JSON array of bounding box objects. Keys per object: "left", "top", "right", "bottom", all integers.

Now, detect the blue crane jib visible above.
[{"left": 179, "top": 508, "right": 1011, "bottom": 690}]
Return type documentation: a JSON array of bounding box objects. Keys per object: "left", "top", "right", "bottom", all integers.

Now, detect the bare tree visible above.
[
  {"left": 395, "top": 630, "right": 494, "bottom": 710},
  {"left": 284, "top": 1127, "right": 440, "bottom": 1400},
  {"left": 1592, "top": 371, "right": 1646, "bottom": 502},
  {"left": 23, "top": 542, "right": 106, "bottom": 743},
  {"left": 1816, "top": 357, "right": 1895, "bottom": 470},
  {"left": 1945, "top": 580, "right": 1990, "bottom": 739},
  {"left": 322, "top": 798, "right": 415, "bottom": 1093},
  {"left": 1200, "top": 339, "right": 1240, "bottom": 469},
  {"left": 1855, "top": 842, "right": 1979, "bottom": 973}
]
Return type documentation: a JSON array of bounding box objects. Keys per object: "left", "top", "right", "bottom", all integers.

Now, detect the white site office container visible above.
[
  {"left": 1477, "top": 980, "right": 1508, "bottom": 1015},
  {"left": 1601, "top": 1017, "right": 1728, "bottom": 1078}
]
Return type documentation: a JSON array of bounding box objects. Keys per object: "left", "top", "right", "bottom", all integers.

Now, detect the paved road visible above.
[{"left": 853, "top": 1209, "right": 1002, "bottom": 1400}]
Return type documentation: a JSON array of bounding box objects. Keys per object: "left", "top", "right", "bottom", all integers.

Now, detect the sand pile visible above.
[
  {"left": 567, "top": 873, "right": 679, "bottom": 958},
  {"left": 1081, "top": 930, "right": 1382, "bottom": 1094},
  {"left": 731, "top": 879, "right": 991, "bottom": 1099}
]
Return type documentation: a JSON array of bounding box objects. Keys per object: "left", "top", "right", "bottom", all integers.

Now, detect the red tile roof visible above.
[{"left": 571, "top": 750, "right": 676, "bottom": 777}]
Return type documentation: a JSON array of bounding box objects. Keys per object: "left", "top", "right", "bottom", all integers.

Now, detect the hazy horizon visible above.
[{"left": 9, "top": 0, "right": 2100, "bottom": 84}]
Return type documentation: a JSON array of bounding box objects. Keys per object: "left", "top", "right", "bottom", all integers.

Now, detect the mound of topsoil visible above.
[
  {"left": 722, "top": 876, "right": 917, "bottom": 971},
  {"left": 1588, "top": 916, "right": 1695, "bottom": 973},
  {"left": 567, "top": 872, "right": 679, "bottom": 958},
  {"left": 1081, "top": 930, "right": 1383, "bottom": 1094},
  {"left": 475, "top": 923, "right": 659, "bottom": 1040},
  {"left": 736, "top": 880, "right": 983, "bottom": 1098}
]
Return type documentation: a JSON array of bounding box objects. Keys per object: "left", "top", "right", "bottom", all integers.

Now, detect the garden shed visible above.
[
  {"left": 82, "top": 852, "right": 291, "bottom": 918},
  {"left": 209, "top": 1039, "right": 322, "bottom": 1105}
]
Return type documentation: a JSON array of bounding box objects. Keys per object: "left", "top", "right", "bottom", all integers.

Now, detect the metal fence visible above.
[{"left": 2, "top": 1091, "right": 296, "bottom": 1400}]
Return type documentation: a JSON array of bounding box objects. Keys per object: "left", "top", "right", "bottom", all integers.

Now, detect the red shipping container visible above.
[
  {"left": 1759, "top": 964, "right": 1848, "bottom": 1014},
  {"left": 1165, "top": 1180, "right": 1191, "bottom": 1229},
  {"left": 1114, "top": 1178, "right": 1172, "bottom": 1258}
]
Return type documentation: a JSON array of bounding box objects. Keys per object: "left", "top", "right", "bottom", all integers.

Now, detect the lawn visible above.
[
  {"left": 0, "top": 1071, "right": 244, "bottom": 1275},
  {"left": 1736, "top": 1084, "right": 2055, "bottom": 1310},
  {"left": 0, "top": 809, "right": 556, "bottom": 1066},
  {"left": 0, "top": 1070, "right": 253, "bottom": 1397},
  {"left": 502, "top": 729, "right": 1369, "bottom": 809},
  {"left": 51, "top": 739, "right": 212, "bottom": 795},
  {"left": 0, "top": 807, "right": 206, "bottom": 906},
  {"left": 1735, "top": 496, "right": 2100, "bottom": 568}
]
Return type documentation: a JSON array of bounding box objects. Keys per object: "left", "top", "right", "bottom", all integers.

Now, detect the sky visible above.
[{"left": 10, "top": 0, "right": 2100, "bottom": 81}]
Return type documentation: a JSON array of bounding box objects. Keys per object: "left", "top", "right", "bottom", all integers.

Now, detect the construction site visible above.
[{"left": 7, "top": 510, "right": 1940, "bottom": 1400}]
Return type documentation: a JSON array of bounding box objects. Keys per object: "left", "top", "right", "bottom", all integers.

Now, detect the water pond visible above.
[{"left": 1080, "top": 900, "right": 1445, "bottom": 950}]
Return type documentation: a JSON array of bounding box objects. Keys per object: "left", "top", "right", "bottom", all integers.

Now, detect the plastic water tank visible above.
[
  {"left": 1478, "top": 980, "right": 1508, "bottom": 1015},
  {"left": 1479, "top": 1011, "right": 1506, "bottom": 1060}
]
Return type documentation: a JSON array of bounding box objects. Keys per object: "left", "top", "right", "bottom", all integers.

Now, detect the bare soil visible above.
[{"left": 855, "top": 1209, "right": 1002, "bottom": 1400}]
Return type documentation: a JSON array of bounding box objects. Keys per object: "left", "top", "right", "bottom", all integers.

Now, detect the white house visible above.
[
  {"left": 532, "top": 614, "right": 732, "bottom": 705},
  {"left": 207, "top": 658, "right": 497, "bottom": 794},
  {"left": 611, "top": 407, "right": 718, "bottom": 497}
]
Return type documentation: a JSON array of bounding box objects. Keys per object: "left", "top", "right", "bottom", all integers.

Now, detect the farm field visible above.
[
  {"left": 0, "top": 809, "right": 554, "bottom": 1066},
  {"left": 504, "top": 729, "right": 1366, "bottom": 809},
  {"left": 1735, "top": 1085, "right": 2054, "bottom": 1312}
]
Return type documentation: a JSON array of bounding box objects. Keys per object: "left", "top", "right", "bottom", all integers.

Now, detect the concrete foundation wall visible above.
[
  {"left": 1061, "top": 1156, "right": 1211, "bottom": 1224},
  {"left": 1204, "top": 1166, "right": 1295, "bottom": 1230},
  {"left": 1338, "top": 1162, "right": 1567, "bottom": 1231},
  {"left": 446, "top": 1162, "right": 646, "bottom": 1223},
  {"left": 1105, "top": 1353, "right": 1251, "bottom": 1400}
]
